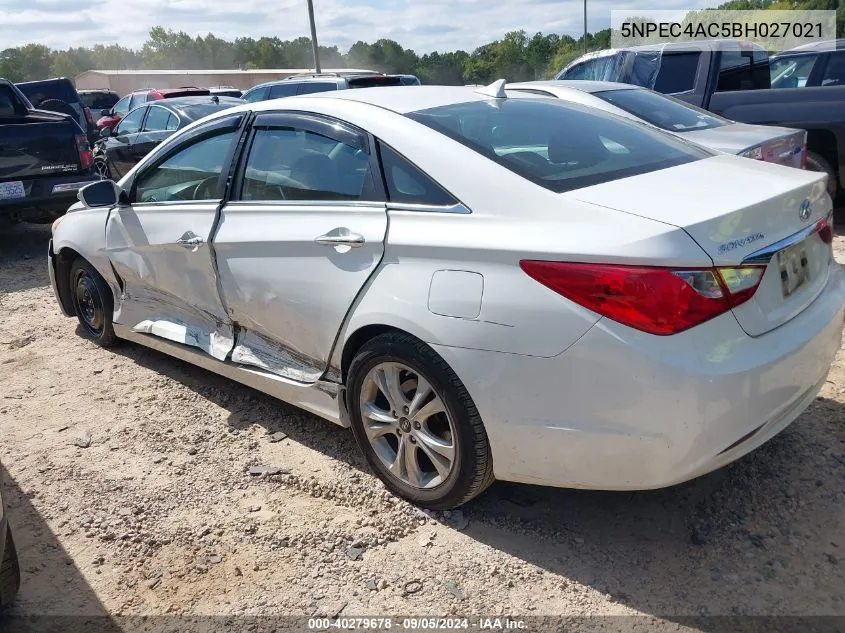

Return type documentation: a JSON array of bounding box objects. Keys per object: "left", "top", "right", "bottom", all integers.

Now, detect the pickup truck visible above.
[
  {"left": 556, "top": 40, "right": 845, "bottom": 198},
  {"left": 0, "top": 78, "right": 99, "bottom": 227}
]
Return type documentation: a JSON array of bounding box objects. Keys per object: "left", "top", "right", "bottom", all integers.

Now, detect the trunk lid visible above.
[
  {"left": 0, "top": 113, "right": 82, "bottom": 180},
  {"left": 571, "top": 154, "right": 833, "bottom": 336},
  {"left": 681, "top": 124, "right": 806, "bottom": 169}
]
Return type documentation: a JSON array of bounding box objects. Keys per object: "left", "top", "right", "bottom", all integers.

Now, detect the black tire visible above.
[
  {"left": 0, "top": 526, "right": 20, "bottom": 608},
  {"left": 806, "top": 151, "right": 838, "bottom": 199},
  {"left": 36, "top": 98, "right": 78, "bottom": 120},
  {"left": 347, "top": 332, "right": 494, "bottom": 509},
  {"left": 69, "top": 258, "right": 117, "bottom": 347},
  {"left": 93, "top": 155, "right": 111, "bottom": 180}
]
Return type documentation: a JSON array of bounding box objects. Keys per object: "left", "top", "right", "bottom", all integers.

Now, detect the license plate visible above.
[
  {"left": 0, "top": 181, "right": 25, "bottom": 201},
  {"left": 777, "top": 241, "right": 810, "bottom": 298}
]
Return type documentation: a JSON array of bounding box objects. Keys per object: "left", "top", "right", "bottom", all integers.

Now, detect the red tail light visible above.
[
  {"left": 520, "top": 261, "right": 766, "bottom": 335},
  {"left": 801, "top": 142, "right": 808, "bottom": 169},
  {"left": 817, "top": 213, "right": 834, "bottom": 244},
  {"left": 75, "top": 134, "right": 93, "bottom": 170},
  {"left": 84, "top": 106, "right": 93, "bottom": 125}
]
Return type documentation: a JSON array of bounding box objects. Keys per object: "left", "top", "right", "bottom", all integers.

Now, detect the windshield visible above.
[
  {"left": 408, "top": 98, "right": 710, "bottom": 194},
  {"left": 593, "top": 88, "right": 729, "bottom": 132},
  {"left": 80, "top": 92, "right": 119, "bottom": 109}
]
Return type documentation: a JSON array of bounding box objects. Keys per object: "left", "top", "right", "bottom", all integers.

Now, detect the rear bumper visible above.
[
  {"left": 1, "top": 173, "right": 99, "bottom": 221},
  {"left": 432, "top": 263, "right": 845, "bottom": 490}
]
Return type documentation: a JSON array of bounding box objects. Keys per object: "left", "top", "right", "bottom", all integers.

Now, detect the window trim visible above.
[
  {"left": 114, "top": 106, "right": 148, "bottom": 137},
  {"left": 228, "top": 110, "right": 386, "bottom": 206},
  {"left": 128, "top": 113, "right": 248, "bottom": 206}
]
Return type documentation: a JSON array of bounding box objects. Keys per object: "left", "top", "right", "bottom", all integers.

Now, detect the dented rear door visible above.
[{"left": 212, "top": 112, "right": 387, "bottom": 382}]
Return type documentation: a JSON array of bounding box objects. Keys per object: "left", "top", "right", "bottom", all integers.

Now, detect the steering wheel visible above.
[{"left": 192, "top": 176, "right": 219, "bottom": 200}]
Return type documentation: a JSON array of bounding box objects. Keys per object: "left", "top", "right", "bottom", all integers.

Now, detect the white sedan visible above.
[
  {"left": 507, "top": 80, "right": 807, "bottom": 169},
  {"left": 48, "top": 80, "right": 845, "bottom": 509}
]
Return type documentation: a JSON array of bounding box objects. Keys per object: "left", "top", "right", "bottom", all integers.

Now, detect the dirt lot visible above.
[{"left": 0, "top": 220, "right": 844, "bottom": 631}]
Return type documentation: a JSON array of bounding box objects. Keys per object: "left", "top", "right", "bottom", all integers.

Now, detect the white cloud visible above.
[{"left": 0, "top": 0, "right": 724, "bottom": 54}]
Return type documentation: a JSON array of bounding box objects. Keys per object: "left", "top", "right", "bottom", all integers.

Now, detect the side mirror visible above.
[
  {"left": 78, "top": 180, "right": 125, "bottom": 208},
  {"left": 100, "top": 127, "right": 111, "bottom": 138}
]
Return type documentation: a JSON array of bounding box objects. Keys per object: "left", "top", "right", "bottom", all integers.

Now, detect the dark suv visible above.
[
  {"left": 15, "top": 77, "right": 94, "bottom": 142},
  {"left": 242, "top": 72, "right": 406, "bottom": 102}
]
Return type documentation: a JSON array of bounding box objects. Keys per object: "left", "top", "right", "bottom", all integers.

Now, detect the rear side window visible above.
[
  {"left": 377, "top": 142, "right": 458, "bottom": 206},
  {"left": 408, "top": 98, "right": 710, "bottom": 194},
  {"left": 716, "top": 50, "right": 770, "bottom": 92},
  {"left": 143, "top": 106, "right": 177, "bottom": 132},
  {"left": 297, "top": 83, "right": 338, "bottom": 95},
  {"left": 267, "top": 84, "right": 299, "bottom": 99},
  {"left": 80, "top": 92, "right": 118, "bottom": 110},
  {"left": 821, "top": 52, "right": 845, "bottom": 86},
  {"left": 348, "top": 76, "right": 402, "bottom": 88},
  {"left": 16, "top": 80, "right": 80, "bottom": 105},
  {"left": 653, "top": 53, "right": 701, "bottom": 94},
  {"left": 593, "top": 88, "right": 728, "bottom": 131}
]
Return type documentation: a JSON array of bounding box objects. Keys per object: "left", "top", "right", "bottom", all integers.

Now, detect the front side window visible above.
[
  {"left": 114, "top": 107, "right": 146, "bottom": 135},
  {"left": 408, "top": 98, "right": 710, "bottom": 194},
  {"left": 593, "top": 88, "right": 728, "bottom": 132},
  {"left": 244, "top": 86, "right": 268, "bottom": 102},
  {"left": 240, "top": 125, "right": 372, "bottom": 202},
  {"left": 134, "top": 131, "right": 237, "bottom": 203},
  {"left": 559, "top": 55, "right": 618, "bottom": 81},
  {"left": 129, "top": 93, "right": 147, "bottom": 110},
  {"left": 652, "top": 52, "right": 701, "bottom": 94},
  {"left": 143, "top": 106, "right": 177, "bottom": 132},
  {"left": 770, "top": 54, "right": 818, "bottom": 88},
  {"left": 112, "top": 95, "right": 131, "bottom": 116}
]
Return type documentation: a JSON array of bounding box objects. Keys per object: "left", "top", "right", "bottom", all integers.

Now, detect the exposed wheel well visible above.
[
  {"left": 340, "top": 324, "right": 405, "bottom": 382},
  {"left": 54, "top": 247, "right": 82, "bottom": 316},
  {"left": 807, "top": 129, "right": 839, "bottom": 188}
]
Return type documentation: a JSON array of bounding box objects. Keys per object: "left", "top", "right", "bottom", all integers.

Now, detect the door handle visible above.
[
  {"left": 176, "top": 231, "right": 204, "bottom": 248},
  {"left": 315, "top": 229, "right": 365, "bottom": 248}
]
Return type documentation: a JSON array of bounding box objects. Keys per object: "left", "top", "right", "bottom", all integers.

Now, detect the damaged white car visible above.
[{"left": 49, "top": 81, "right": 845, "bottom": 509}]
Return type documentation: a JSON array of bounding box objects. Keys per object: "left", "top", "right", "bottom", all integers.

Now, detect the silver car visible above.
[{"left": 507, "top": 80, "right": 807, "bottom": 168}]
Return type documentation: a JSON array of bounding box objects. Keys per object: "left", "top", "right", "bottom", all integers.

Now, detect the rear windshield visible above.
[
  {"left": 407, "top": 98, "right": 710, "bottom": 194},
  {"left": 592, "top": 88, "right": 729, "bottom": 132},
  {"left": 16, "top": 80, "right": 80, "bottom": 105},
  {"left": 80, "top": 92, "right": 119, "bottom": 109},
  {"left": 182, "top": 102, "right": 239, "bottom": 121}
]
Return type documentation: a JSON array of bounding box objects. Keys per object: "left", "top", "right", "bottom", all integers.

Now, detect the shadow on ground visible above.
[{"left": 0, "top": 463, "right": 121, "bottom": 632}]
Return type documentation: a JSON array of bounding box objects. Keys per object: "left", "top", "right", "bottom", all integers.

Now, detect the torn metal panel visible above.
[
  {"left": 231, "top": 328, "right": 323, "bottom": 383},
  {"left": 133, "top": 319, "right": 234, "bottom": 361}
]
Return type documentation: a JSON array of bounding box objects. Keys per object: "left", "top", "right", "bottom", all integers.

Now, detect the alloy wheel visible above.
[{"left": 358, "top": 362, "right": 457, "bottom": 489}]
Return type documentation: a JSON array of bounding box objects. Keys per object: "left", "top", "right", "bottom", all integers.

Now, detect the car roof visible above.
[
  {"left": 776, "top": 38, "right": 845, "bottom": 54},
  {"left": 246, "top": 72, "right": 389, "bottom": 91},
  {"left": 78, "top": 88, "right": 117, "bottom": 94},
  {"left": 508, "top": 80, "right": 639, "bottom": 94},
  {"left": 146, "top": 96, "right": 243, "bottom": 115},
  {"left": 16, "top": 77, "right": 75, "bottom": 87},
  {"left": 246, "top": 84, "right": 494, "bottom": 114}
]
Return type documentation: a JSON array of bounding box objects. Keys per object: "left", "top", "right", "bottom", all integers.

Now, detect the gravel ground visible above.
[{"left": 0, "top": 219, "right": 843, "bottom": 631}]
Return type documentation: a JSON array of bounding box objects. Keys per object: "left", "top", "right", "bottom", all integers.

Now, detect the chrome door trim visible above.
[{"left": 388, "top": 202, "right": 472, "bottom": 214}]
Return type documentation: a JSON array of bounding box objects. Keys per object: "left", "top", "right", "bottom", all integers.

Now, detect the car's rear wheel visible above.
[
  {"left": 69, "top": 258, "right": 117, "bottom": 348},
  {"left": 806, "top": 151, "right": 838, "bottom": 199},
  {"left": 94, "top": 156, "right": 111, "bottom": 180},
  {"left": 0, "top": 526, "right": 20, "bottom": 608},
  {"left": 347, "top": 332, "right": 494, "bottom": 509}
]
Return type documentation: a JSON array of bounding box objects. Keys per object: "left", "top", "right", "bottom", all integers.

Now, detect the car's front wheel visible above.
[
  {"left": 69, "top": 258, "right": 117, "bottom": 347},
  {"left": 0, "top": 526, "right": 20, "bottom": 608},
  {"left": 347, "top": 332, "right": 494, "bottom": 509}
]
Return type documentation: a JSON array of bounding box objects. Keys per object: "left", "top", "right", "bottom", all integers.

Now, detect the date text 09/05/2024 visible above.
[{"left": 307, "top": 617, "right": 528, "bottom": 630}]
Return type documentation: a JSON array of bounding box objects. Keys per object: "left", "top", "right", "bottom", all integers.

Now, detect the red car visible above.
[{"left": 95, "top": 87, "right": 211, "bottom": 131}]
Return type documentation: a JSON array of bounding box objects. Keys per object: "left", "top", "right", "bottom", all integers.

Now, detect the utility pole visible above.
[
  {"left": 306, "top": 0, "right": 322, "bottom": 72},
  {"left": 583, "top": 0, "right": 588, "bottom": 54}
]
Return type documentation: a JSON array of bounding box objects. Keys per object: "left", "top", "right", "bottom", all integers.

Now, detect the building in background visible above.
[{"left": 74, "top": 69, "right": 378, "bottom": 95}]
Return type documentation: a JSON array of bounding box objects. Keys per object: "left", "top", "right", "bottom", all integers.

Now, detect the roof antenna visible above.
[
  {"left": 475, "top": 78, "right": 507, "bottom": 98},
  {"left": 211, "top": 95, "right": 219, "bottom": 104}
]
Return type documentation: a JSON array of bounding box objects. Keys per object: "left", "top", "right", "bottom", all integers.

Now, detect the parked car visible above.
[
  {"left": 0, "top": 79, "right": 98, "bottom": 227},
  {"left": 78, "top": 88, "right": 120, "bottom": 115},
  {"left": 396, "top": 74, "right": 422, "bottom": 85},
  {"left": 507, "top": 80, "right": 806, "bottom": 169},
  {"left": 209, "top": 86, "right": 243, "bottom": 98},
  {"left": 556, "top": 40, "right": 845, "bottom": 197},
  {"left": 770, "top": 39, "right": 845, "bottom": 89},
  {"left": 95, "top": 87, "right": 212, "bottom": 132},
  {"left": 48, "top": 82, "right": 844, "bottom": 509},
  {"left": 242, "top": 72, "right": 405, "bottom": 102},
  {"left": 0, "top": 458, "right": 19, "bottom": 609},
  {"left": 15, "top": 77, "right": 95, "bottom": 144},
  {"left": 94, "top": 95, "right": 243, "bottom": 180}
]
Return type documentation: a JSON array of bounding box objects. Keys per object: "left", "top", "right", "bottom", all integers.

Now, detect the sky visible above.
[{"left": 0, "top": 0, "right": 724, "bottom": 54}]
